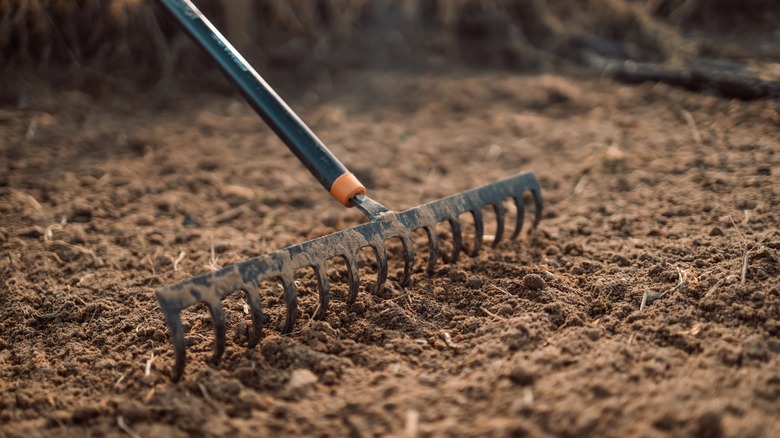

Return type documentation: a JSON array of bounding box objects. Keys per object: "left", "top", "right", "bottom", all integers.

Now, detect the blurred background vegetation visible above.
[{"left": 1, "top": 0, "right": 778, "bottom": 96}]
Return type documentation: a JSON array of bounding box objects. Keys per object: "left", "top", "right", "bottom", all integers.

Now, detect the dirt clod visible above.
[
  {"left": 283, "top": 369, "right": 319, "bottom": 400},
  {"left": 507, "top": 363, "right": 536, "bottom": 386},
  {"left": 522, "top": 274, "right": 546, "bottom": 290}
]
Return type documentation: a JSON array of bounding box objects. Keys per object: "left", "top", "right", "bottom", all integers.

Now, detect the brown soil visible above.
[{"left": 1, "top": 66, "right": 779, "bottom": 437}]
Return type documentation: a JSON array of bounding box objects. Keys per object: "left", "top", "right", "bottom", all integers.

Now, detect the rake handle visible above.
[{"left": 158, "top": 0, "right": 365, "bottom": 207}]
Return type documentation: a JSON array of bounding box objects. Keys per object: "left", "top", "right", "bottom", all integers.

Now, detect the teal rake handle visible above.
[{"left": 158, "top": 0, "right": 366, "bottom": 207}]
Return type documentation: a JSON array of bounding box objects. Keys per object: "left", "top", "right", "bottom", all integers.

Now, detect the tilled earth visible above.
[{"left": 1, "top": 68, "right": 779, "bottom": 437}]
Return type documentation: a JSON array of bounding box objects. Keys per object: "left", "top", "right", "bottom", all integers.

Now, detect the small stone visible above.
[
  {"left": 284, "top": 369, "right": 318, "bottom": 399},
  {"left": 742, "top": 334, "right": 768, "bottom": 360},
  {"left": 135, "top": 214, "right": 155, "bottom": 226},
  {"left": 508, "top": 363, "right": 536, "bottom": 386},
  {"left": 221, "top": 184, "right": 255, "bottom": 201},
  {"left": 69, "top": 201, "right": 93, "bottom": 223},
  {"left": 602, "top": 144, "right": 626, "bottom": 172},
  {"left": 709, "top": 227, "right": 724, "bottom": 236},
  {"left": 182, "top": 214, "right": 199, "bottom": 226},
  {"left": 418, "top": 374, "right": 437, "bottom": 387},
  {"left": 351, "top": 301, "right": 365, "bottom": 314},
  {"left": 465, "top": 275, "right": 484, "bottom": 290},
  {"left": 497, "top": 304, "right": 514, "bottom": 317},
  {"left": 583, "top": 328, "right": 601, "bottom": 342},
  {"left": 694, "top": 411, "right": 723, "bottom": 438},
  {"left": 449, "top": 270, "right": 468, "bottom": 283},
  {"left": 502, "top": 329, "right": 527, "bottom": 350},
  {"left": 118, "top": 402, "right": 151, "bottom": 424},
  {"left": 309, "top": 339, "right": 327, "bottom": 352},
  {"left": 523, "top": 274, "right": 546, "bottom": 290},
  {"left": 68, "top": 224, "right": 88, "bottom": 244},
  {"left": 94, "top": 358, "right": 116, "bottom": 370},
  {"left": 72, "top": 405, "right": 100, "bottom": 423},
  {"left": 234, "top": 367, "right": 255, "bottom": 384}
]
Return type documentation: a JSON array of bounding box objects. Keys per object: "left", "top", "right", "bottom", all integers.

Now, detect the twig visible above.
[
  {"left": 117, "top": 416, "right": 141, "bottom": 438},
  {"left": 573, "top": 174, "right": 588, "bottom": 195},
  {"left": 641, "top": 267, "right": 695, "bottom": 311},
  {"left": 485, "top": 285, "right": 514, "bottom": 297},
  {"left": 147, "top": 255, "right": 156, "bottom": 277},
  {"left": 114, "top": 374, "right": 127, "bottom": 389},
  {"left": 729, "top": 215, "right": 771, "bottom": 284},
  {"left": 208, "top": 236, "right": 220, "bottom": 271},
  {"left": 741, "top": 250, "right": 750, "bottom": 285},
  {"left": 173, "top": 251, "right": 186, "bottom": 271},
  {"left": 144, "top": 352, "right": 156, "bottom": 377},
  {"left": 682, "top": 110, "right": 702, "bottom": 145},
  {"left": 481, "top": 306, "right": 507, "bottom": 321}
]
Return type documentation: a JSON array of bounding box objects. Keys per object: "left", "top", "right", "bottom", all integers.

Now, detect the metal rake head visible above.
[{"left": 156, "top": 171, "right": 542, "bottom": 380}]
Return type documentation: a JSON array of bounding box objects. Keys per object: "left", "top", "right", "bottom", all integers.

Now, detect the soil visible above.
[{"left": 1, "top": 65, "right": 779, "bottom": 437}]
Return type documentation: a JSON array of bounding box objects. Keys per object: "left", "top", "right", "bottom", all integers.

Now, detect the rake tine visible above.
[
  {"left": 160, "top": 302, "right": 187, "bottom": 382},
  {"left": 346, "top": 256, "right": 360, "bottom": 305},
  {"left": 281, "top": 276, "right": 298, "bottom": 334},
  {"left": 399, "top": 235, "right": 415, "bottom": 287},
  {"left": 471, "top": 209, "right": 484, "bottom": 257},
  {"left": 423, "top": 226, "right": 440, "bottom": 274},
  {"left": 373, "top": 243, "right": 389, "bottom": 294},
  {"left": 206, "top": 300, "right": 227, "bottom": 365},
  {"left": 313, "top": 262, "right": 330, "bottom": 320},
  {"left": 449, "top": 217, "right": 463, "bottom": 264},
  {"left": 243, "top": 286, "right": 264, "bottom": 349},
  {"left": 511, "top": 195, "right": 525, "bottom": 240},
  {"left": 531, "top": 188, "right": 543, "bottom": 228},
  {"left": 492, "top": 202, "right": 506, "bottom": 247}
]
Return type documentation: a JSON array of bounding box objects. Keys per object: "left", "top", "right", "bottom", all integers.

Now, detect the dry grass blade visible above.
[
  {"left": 641, "top": 266, "right": 697, "bottom": 311},
  {"left": 729, "top": 215, "right": 772, "bottom": 285}
]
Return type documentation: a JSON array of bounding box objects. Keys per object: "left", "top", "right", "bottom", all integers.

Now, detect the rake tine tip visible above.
[
  {"left": 424, "top": 226, "right": 440, "bottom": 275},
  {"left": 157, "top": 296, "right": 187, "bottom": 382},
  {"left": 374, "top": 244, "right": 389, "bottom": 294},
  {"left": 313, "top": 263, "right": 330, "bottom": 320},
  {"left": 281, "top": 277, "right": 298, "bottom": 334},
  {"left": 471, "top": 209, "right": 484, "bottom": 257},
  {"left": 492, "top": 202, "right": 505, "bottom": 247},
  {"left": 449, "top": 218, "right": 463, "bottom": 264},
  {"left": 207, "top": 300, "right": 227, "bottom": 365},
  {"left": 346, "top": 257, "right": 360, "bottom": 305},
  {"left": 400, "top": 236, "right": 415, "bottom": 287},
  {"left": 242, "top": 287, "right": 265, "bottom": 349}
]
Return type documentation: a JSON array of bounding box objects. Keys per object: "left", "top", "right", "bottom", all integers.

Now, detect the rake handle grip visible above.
[{"left": 158, "top": 0, "right": 365, "bottom": 207}]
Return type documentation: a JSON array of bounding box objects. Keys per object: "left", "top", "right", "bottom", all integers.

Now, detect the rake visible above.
[{"left": 156, "top": 0, "right": 543, "bottom": 381}]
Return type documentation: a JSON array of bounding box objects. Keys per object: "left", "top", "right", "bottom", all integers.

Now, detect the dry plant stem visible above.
[
  {"left": 641, "top": 267, "right": 688, "bottom": 311},
  {"left": 481, "top": 306, "right": 508, "bottom": 321},
  {"left": 173, "top": 251, "right": 186, "bottom": 271},
  {"left": 682, "top": 110, "right": 702, "bottom": 145},
  {"left": 117, "top": 416, "right": 141, "bottom": 438},
  {"left": 144, "top": 352, "right": 156, "bottom": 377},
  {"left": 208, "top": 236, "right": 219, "bottom": 271},
  {"left": 728, "top": 215, "right": 772, "bottom": 285}
]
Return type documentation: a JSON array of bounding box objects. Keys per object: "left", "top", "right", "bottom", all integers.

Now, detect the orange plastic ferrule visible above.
[{"left": 329, "top": 173, "right": 366, "bottom": 207}]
